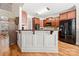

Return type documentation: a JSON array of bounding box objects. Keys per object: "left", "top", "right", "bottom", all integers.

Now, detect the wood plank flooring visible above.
[{"left": 0, "top": 41, "right": 79, "bottom": 56}]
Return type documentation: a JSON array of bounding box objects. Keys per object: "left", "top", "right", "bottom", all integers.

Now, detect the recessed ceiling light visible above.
[{"left": 46, "top": 7, "right": 50, "bottom": 10}]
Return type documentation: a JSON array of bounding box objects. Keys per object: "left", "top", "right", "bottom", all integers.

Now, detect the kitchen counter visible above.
[
  {"left": 17, "top": 29, "right": 59, "bottom": 31},
  {"left": 18, "top": 30, "right": 58, "bottom": 31},
  {"left": 17, "top": 27, "right": 59, "bottom": 31},
  {"left": 17, "top": 30, "right": 58, "bottom": 52}
]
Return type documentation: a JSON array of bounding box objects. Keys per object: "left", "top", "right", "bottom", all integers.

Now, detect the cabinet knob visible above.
[
  {"left": 33, "top": 31, "right": 35, "bottom": 34},
  {"left": 50, "top": 31, "right": 53, "bottom": 34}
]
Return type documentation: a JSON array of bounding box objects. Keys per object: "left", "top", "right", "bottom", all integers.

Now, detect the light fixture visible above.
[{"left": 36, "top": 7, "right": 50, "bottom": 15}]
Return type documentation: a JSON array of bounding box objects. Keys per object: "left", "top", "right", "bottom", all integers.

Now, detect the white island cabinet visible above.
[
  {"left": 17, "top": 30, "right": 58, "bottom": 52},
  {"left": 44, "top": 31, "right": 54, "bottom": 48},
  {"left": 21, "top": 31, "right": 33, "bottom": 52},
  {"left": 35, "top": 31, "right": 43, "bottom": 48},
  {"left": 43, "top": 31, "right": 58, "bottom": 52}
]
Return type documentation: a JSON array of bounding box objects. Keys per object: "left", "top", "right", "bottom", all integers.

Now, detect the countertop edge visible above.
[{"left": 17, "top": 30, "right": 59, "bottom": 31}]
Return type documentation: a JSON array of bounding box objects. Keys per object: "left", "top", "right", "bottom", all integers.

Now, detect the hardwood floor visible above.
[
  {"left": 0, "top": 41, "right": 79, "bottom": 56},
  {"left": 58, "top": 41, "right": 79, "bottom": 56}
]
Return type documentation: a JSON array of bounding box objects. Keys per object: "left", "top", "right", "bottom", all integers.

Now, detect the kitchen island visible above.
[{"left": 17, "top": 30, "right": 58, "bottom": 52}]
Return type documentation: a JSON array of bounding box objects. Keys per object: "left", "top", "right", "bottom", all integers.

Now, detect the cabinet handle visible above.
[
  {"left": 50, "top": 31, "right": 53, "bottom": 34},
  {"left": 33, "top": 31, "right": 35, "bottom": 34}
]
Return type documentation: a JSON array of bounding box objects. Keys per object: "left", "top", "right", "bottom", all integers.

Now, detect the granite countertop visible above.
[
  {"left": 17, "top": 27, "right": 59, "bottom": 31},
  {"left": 17, "top": 30, "right": 59, "bottom": 31},
  {"left": 17, "top": 29, "right": 59, "bottom": 31}
]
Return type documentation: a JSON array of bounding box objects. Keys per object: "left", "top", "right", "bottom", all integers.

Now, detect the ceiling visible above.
[
  {"left": 0, "top": 3, "right": 12, "bottom": 11},
  {"left": 22, "top": 3, "right": 75, "bottom": 18},
  {"left": 0, "top": 3, "right": 75, "bottom": 18},
  {"left": 0, "top": 3, "right": 23, "bottom": 11},
  {"left": 0, "top": 3, "right": 23, "bottom": 17}
]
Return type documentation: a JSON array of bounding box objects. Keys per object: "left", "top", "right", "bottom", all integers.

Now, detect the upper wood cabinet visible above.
[
  {"left": 55, "top": 17, "right": 59, "bottom": 27},
  {"left": 59, "top": 10, "right": 76, "bottom": 21},
  {"left": 43, "top": 17, "right": 53, "bottom": 27},
  {"left": 32, "top": 17, "right": 40, "bottom": 25},
  {"left": 40, "top": 20, "right": 43, "bottom": 28},
  {"left": 32, "top": 17, "right": 40, "bottom": 30},
  {"left": 34, "top": 19, "right": 40, "bottom": 24},
  {"left": 43, "top": 19, "right": 50, "bottom": 27},
  {"left": 51, "top": 18, "right": 56, "bottom": 27},
  {"left": 60, "top": 13, "right": 68, "bottom": 20},
  {"left": 51, "top": 17, "right": 59, "bottom": 27},
  {"left": 67, "top": 10, "right": 76, "bottom": 19}
]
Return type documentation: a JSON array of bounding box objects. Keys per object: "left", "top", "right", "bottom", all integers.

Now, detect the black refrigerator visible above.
[{"left": 59, "top": 19, "right": 76, "bottom": 44}]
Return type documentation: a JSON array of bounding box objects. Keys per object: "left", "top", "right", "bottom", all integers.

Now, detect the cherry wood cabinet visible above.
[
  {"left": 43, "top": 20, "right": 45, "bottom": 27},
  {"left": 34, "top": 19, "right": 40, "bottom": 24},
  {"left": 55, "top": 17, "right": 59, "bottom": 27},
  {"left": 67, "top": 10, "right": 76, "bottom": 19},
  {"left": 43, "top": 17, "right": 53, "bottom": 27},
  {"left": 51, "top": 17, "right": 59, "bottom": 27},
  {"left": 32, "top": 17, "right": 40, "bottom": 30},
  {"left": 40, "top": 20, "right": 43, "bottom": 28},
  {"left": 51, "top": 18, "right": 56, "bottom": 27},
  {"left": 43, "top": 20, "right": 50, "bottom": 26},
  {"left": 59, "top": 10, "right": 76, "bottom": 21},
  {"left": 60, "top": 13, "right": 68, "bottom": 20},
  {"left": 32, "top": 17, "right": 40, "bottom": 25},
  {"left": 43, "top": 17, "right": 59, "bottom": 27}
]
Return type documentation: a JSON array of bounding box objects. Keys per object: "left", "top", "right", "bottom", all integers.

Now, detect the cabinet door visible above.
[
  {"left": 44, "top": 31, "right": 54, "bottom": 48},
  {"left": 35, "top": 31, "right": 43, "bottom": 48},
  {"left": 52, "top": 31, "right": 58, "bottom": 48},
  {"left": 34, "top": 19, "right": 40, "bottom": 24},
  {"left": 51, "top": 20, "right": 56, "bottom": 27},
  {"left": 55, "top": 17, "right": 59, "bottom": 27},
  {"left": 22, "top": 31, "right": 33, "bottom": 48},
  {"left": 55, "top": 20, "right": 59, "bottom": 27},
  {"left": 60, "top": 13, "right": 67, "bottom": 20},
  {"left": 67, "top": 11, "right": 76, "bottom": 19}
]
